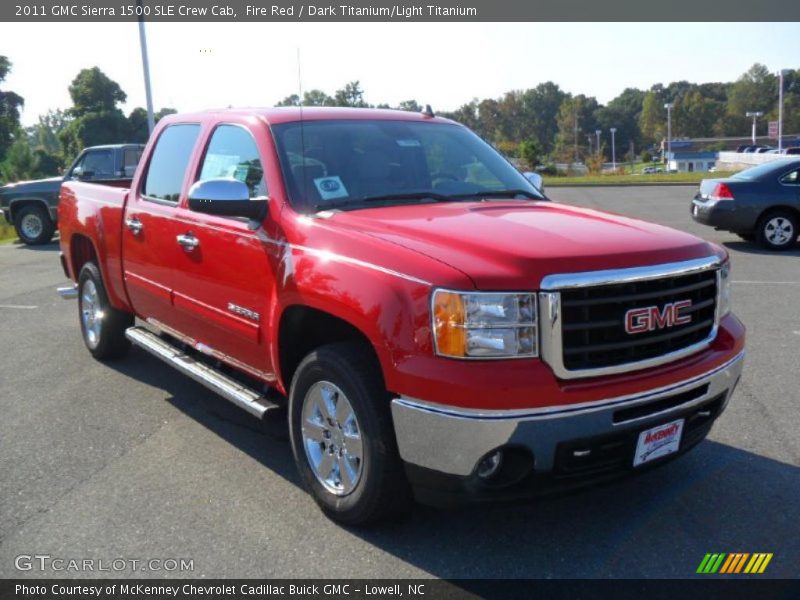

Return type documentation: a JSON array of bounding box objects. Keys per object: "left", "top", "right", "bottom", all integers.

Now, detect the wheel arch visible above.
[
  {"left": 276, "top": 304, "right": 387, "bottom": 396},
  {"left": 756, "top": 204, "right": 800, "bottom": 226},
  {"left": 8, "top": 197, "right": 53, "bottom": 222}
]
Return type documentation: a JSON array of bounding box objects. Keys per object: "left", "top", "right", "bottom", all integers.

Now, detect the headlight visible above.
[
  {"left": 718, "top": 260, "right": 731, "bottom": 318},
  {"left": 432, "top": 290, "right": 537, "bottom": 358}
]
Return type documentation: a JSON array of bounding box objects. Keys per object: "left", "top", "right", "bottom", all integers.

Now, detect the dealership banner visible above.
[
  {"left": 2, "top": 0, "right": 800, "bottom": 21},
  {"left": 4, "top": 579, "right": 800, "bottom": 600}
]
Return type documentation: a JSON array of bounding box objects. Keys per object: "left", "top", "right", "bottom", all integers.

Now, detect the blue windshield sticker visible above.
[
  {"left": 396, "top": 139, "right": 421, "bottom": 147},
  {"left": 313, "top": 176, "right": 349, "bottom": 201}
]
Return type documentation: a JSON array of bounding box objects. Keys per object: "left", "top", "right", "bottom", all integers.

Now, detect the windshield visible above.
[{"left": 271, "top": 119, "right": 544, "bottom": 212}]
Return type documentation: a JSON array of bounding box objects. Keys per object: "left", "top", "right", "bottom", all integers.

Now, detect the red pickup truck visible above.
[{"left": 58, "top": 108, "right": 745, "bottom": 524}]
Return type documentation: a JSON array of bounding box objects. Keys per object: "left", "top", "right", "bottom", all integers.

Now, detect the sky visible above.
[{"left": 2, "top": 22, "right": 799, "bottom": 126}]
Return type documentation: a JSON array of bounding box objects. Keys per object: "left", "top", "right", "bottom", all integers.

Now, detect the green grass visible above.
[
  {"left": 0, "top": 221, "right": 18, "bottom": 244},
  {"left": 544, "top": 171, "right": 735, "bottom": 187}
]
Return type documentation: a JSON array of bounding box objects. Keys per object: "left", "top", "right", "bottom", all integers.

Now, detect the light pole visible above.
[
  {"left": 595, "top": 129, "right": 601, "bottom": 157},
  {"left": 586, "top": 134, "right": 593, "bottom": 156},
  {"left": 610, "top": 128, "right": 617, "bottom": 171},
  {"left": 136, "top": 0, "right": 155, "bottom": 135},
  {"left": 745, "top": 111, "right": 763, "bottom": 145},
  {"left": 778, "top": 69, "right": 790, "bottom": 152},
  {"left": 664, "top": 103, "right": 674, "bottom": 170}
]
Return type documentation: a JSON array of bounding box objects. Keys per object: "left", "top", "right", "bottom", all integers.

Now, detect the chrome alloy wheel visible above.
[
  {"left": 301, "top": 381, "right": 364, "bottom": 496},
  {"left": 80, "top": 279, "right": 104, "bottom": 349},
  {"left": 20, "top": 213, "right": 43, "bottom": 239},
  {"left": 765, "top": 216, "right": 794, "bottom": 246}
]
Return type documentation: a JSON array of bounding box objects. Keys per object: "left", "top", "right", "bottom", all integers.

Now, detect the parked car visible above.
[
  {"left": 57, "top": 108, "right": 744, "bottom": 524},
  {"left": 642, "top": 166, "right": 663, "bottom": 174},
  {"left": 735, "top": 145, "right": 750, "bottom": 153},
  {"left": 692, "top": 159, "right": 800, "bottom": 250},
  {"left": 0, "top": 144, "right": 144, "bottom": 245},
  {"left": 783, "top": 147, "right": 800, "bottom": 155},
  {"left": 755, "top": 146, "right": 774, "bottom": 154}
]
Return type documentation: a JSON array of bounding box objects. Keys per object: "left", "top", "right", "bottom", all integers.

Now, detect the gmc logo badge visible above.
[{"left": 624, "top": 300, "right": 692, "bottom": 334}]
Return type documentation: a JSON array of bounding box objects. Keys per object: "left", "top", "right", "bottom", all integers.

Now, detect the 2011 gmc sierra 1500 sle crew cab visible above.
[{"left": 57, "top": 107, "right": 745, "bottom": 524}]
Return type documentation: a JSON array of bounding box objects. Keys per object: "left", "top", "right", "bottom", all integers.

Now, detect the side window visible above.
[
  {"left": 142, "top": 124, "right": 201, "bottom": 203},
  {"left": 197, "top": 125, "right": 267, "bottom": 198},
  {"left": 71, "top": 150, "right": 113, "bottom": 180},
  {"left": 780, "top": 170, "right": 799, "bottom": 185},
  {"left": 123, "top": 148, "right": 143, "bottom": 178}
]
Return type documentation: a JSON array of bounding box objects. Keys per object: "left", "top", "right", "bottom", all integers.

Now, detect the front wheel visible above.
[
  {"left": 78, "top": 262, "right": 133, "bottom": 360},
  {"left": 756, "top": 210, "right": 798, "bottom": 251},
  {"left": 288, "top": 342, "right": 411, "bottom": 525},
  {"left": 14, "top": 204, "right": 55, "bottom": 245}
]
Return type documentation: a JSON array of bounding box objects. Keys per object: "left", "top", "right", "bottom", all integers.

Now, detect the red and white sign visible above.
[
  {"left": 768, "top": 121, "right": 779, "bottom": 140},
  {"left": 634, "top": 418, "right": 685, "bottom": 467}
]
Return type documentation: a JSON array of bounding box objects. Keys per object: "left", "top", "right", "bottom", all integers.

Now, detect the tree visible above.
[
  {"left": 27, "top": 109, "right": 70, "bottom": 155},
  {"left": 725, "top": 63, "right": 776, "bottom": 136},
  {"left": 303, "top": 89, "right": 335, "bottom": 106},
  {"left": 0, "top": 138, "right": 40, "bottom": 182},
  {"left": 397, "top": 100, "right": 422, "bottom": 112},
  {"left": 518, "top": 138, "right": 542, "bottom": 169},
  {"left": 127, "top": 106, "right": 177, "bottom": 143},
  {"left": 554, "top": 95, "right": 598, "bottom": 162},
  {"left": 58, "top": 67, "right": 130, "bottom": 158},
  {"left": 0, "top": 56, "right": 25, "bottom": 163},
  {"left": 276, "top": 94, "right": 300, "bottom": 107},
  {"left": 67, "top": 67, "right": 127, "bottom": 117},
  {"left": 334, "top": 81, "right": 368, "bottom": 107},
  {"left": 639, "top": 91, "right": 665, "bottom": 145}
]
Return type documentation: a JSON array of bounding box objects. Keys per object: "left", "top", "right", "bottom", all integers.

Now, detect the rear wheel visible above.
[
  {"left": 756, "top": 210, "right": 798, "bottom": 250},
  {"left": 288, "top": 342, "right": 411, "bottom": 525},
  {"left": 78, "top": 262, "right": 133, "bottom": 360},
  {"left": 14, "top": 204, "right": 55, "bottom": 245}
]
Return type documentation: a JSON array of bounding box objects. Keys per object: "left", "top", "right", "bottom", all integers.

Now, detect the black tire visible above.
[
  {"left": 756, "top": 209, "right": 799, "bottom": 251},
  {"left": 288, "top": 342, "right": 411, "bottom": 525},
  {"left": 736, "top": 233, "right": 755, "bottom": 242},
  {"left": 78, "top": 262, "right": 133, "bottom": 360},
  {"left": 14, "top": 204, "right": 55, "bottom": 245}
]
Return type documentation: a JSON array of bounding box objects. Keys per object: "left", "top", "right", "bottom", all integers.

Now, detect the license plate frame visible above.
[{"left": 633, "top": 418, "right": 685, "bottom": 467}]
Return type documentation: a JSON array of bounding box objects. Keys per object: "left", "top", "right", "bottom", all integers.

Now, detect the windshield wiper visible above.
[
  {"left": 315, "top": 192, "right": 453, "bottom": 212},
  {"left": 452, "top": 189, "right": 541, "bottom": 200}
]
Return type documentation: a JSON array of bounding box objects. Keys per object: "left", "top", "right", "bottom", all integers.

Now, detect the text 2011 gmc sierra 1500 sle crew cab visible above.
[{"left": 57, "top": 108, "right": 745, "bottom": 524}]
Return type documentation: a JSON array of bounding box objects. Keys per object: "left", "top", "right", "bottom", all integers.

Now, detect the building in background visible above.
[{"left": 665, "top": 150, "right": 718, "bottom": 173}]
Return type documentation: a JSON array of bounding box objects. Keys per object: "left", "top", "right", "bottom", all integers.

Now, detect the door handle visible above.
[
  {"left": 125, "top": 216, "right": 143, "bottom": 235},
  {"left": 176, "top": 233, "right": 199, "bottom": 251}
]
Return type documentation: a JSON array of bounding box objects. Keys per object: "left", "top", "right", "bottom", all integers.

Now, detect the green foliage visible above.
[
  {"left": 0, "top": 138, "right": 44, "bottom": 181},
  {"left": 0, "top": 56, "right": 25, "bottom": 163},
  {"left": 334, "top": 81, "right": 368, "bottom": 107},
  {"left": 639, "top": 92, "right": 664, "bottom": 144},
  {"left": 518, "top": 138, "right": 542, "bottom": 169},
  {"left": 127, "top": 106, "right": 177, "bottom": 143},
  {"left": 641, "top": 151, "right": 653, "bottom": 163},
  {"left": 397, "top": 100, "right": 422, "bottom": 112},
  {"left": 67, "top": 67, "right": 127, "bottom": 117}
]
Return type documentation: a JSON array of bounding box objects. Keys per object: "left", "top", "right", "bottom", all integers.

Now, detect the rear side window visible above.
[
  {"left": 197, "top": 125, "right": 267, "bottom": 198},
  {"left": 781, "top": 170, "right": 799, "bottom": 185},
  {"left": 142, "top": 125, "right": 201, "bottom": 203},
  {"left": 123, "top": 148, "right": 144, "bottom": 177}
]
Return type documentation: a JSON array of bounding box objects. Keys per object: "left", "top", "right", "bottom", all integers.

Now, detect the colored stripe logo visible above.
[{"left": 697, "top": 553, "right": 773, "bottom": 574}]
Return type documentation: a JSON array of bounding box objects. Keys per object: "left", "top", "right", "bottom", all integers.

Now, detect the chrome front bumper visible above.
[{"left": 391, "top": 351, "right": 744, "bottom": 477}]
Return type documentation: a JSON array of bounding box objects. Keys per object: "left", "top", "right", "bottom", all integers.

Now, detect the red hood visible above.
[{"left": 324, "top": 200, "right": 719, "bottom": 289}]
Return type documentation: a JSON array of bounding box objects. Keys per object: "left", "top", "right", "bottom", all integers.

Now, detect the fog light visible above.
[{"left": 476, "top": 450, "right": 504, "bottom": 479}]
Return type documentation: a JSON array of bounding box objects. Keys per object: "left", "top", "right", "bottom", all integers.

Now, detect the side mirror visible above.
[
  {"left": 77, "top": 170, "right": 95, "bottom": 181},
  {"left": 523, "top": 171, "right": 544, "bottom": 193},
  {"left": 188, "top": 178, "right": 267, "bottom": 220}
]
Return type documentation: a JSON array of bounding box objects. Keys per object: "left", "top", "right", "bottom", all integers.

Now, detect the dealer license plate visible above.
[{"left": 633, "top": 418, "right": 684, "bottom": 467}]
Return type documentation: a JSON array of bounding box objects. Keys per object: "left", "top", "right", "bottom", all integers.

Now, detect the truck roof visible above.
[{"left": 160, "top": 106, "right": 457, "bottom": 126}]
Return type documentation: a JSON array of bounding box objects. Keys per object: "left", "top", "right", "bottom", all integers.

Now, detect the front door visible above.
[
  {"left": 123, "top": 123, "right": 202, "bottom": 326},
  {"left": 169, "top": 123, "right": 279, "bottom": 380}
]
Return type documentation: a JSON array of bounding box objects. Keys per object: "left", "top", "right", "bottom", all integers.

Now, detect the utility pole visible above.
[
  {"left": 745, "top": 111, "right": 763, "bottom": 145},
  {"left": 778, "top": 69, "right": 790, "bottom": 152},
  {"left": 587, "top": 134, "right": 593, "bottom": 156},
  {"left": 610, "top": 128, "right": 617, "bottom": 171},
  {"left": 137, "top": 0, "right": 155, "bottom": 135},
  {"left": 664, "top": 103, "right": 674, "bottom": 170},
  {"left": 573, "top": 111, "right": 579, "bottom": 164},
  {"left": 595, "top": 129, "right": 601, "bottom": 157}
]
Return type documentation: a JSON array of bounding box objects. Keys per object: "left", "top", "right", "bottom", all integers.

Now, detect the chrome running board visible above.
[{"left": 125, "top": 326, "right": 280, "bottom": 419}]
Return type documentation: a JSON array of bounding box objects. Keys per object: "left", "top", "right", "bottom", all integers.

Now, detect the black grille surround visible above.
[{"left": 559, "top": 268, "right": 718, "bottom": 371}]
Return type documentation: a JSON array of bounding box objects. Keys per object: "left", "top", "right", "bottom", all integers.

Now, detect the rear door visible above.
[
  {"left": 123, "top": 123, "right": 202, "bottom": 325},
  {"left": 169, "top": 122, "right": 278, "bottom": 379}
]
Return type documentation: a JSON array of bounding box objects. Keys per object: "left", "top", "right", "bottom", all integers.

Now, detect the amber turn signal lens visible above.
[{"left": 433, "top": 291, "right": 466, "bottom": 357}]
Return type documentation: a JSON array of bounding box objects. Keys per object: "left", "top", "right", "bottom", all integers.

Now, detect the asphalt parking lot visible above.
[{"left": 0, "top": 185, "right": 798, "bottom": 579}]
